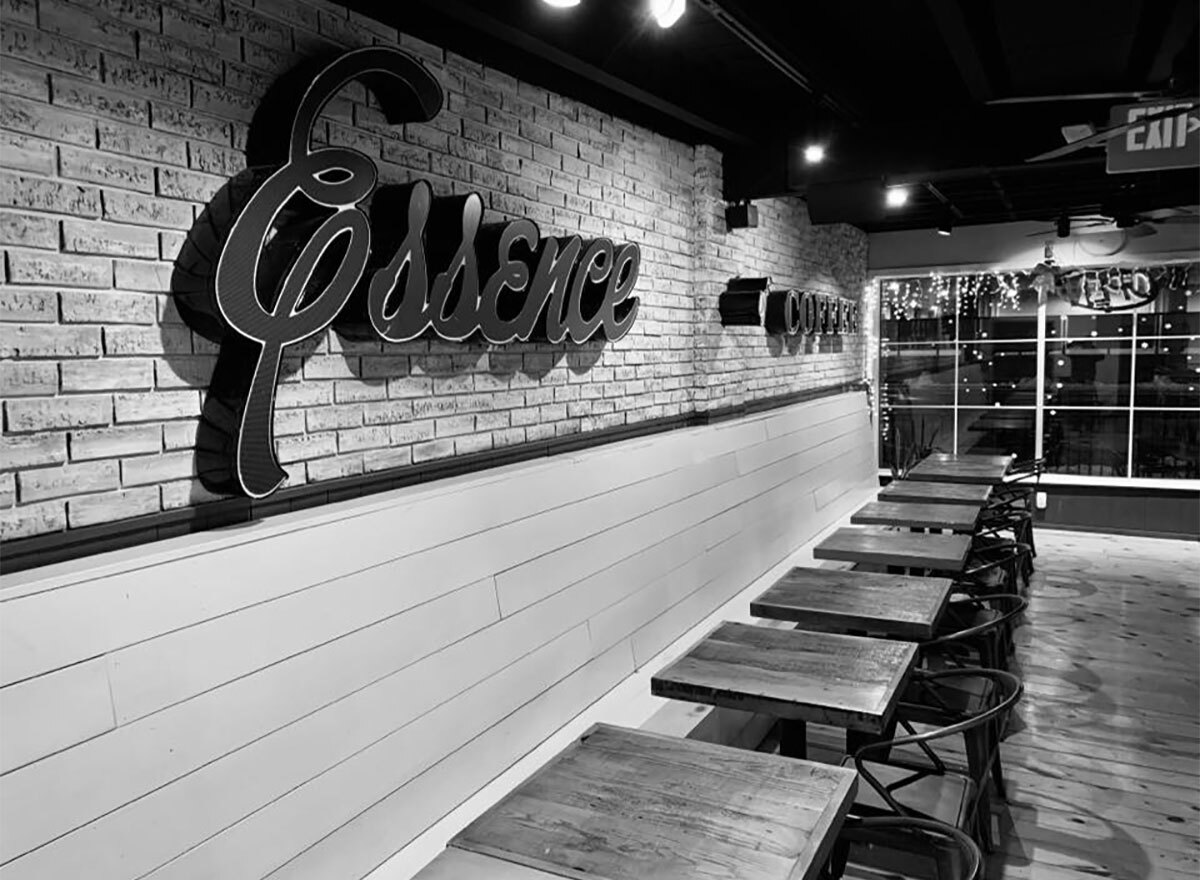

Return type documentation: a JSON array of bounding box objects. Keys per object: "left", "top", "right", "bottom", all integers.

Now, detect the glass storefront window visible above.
[
  {"left": 1134, "top": 338, "right": 1200, "bottom": 407},
  {"left": 1043, "top": 410, "right": 1129, "bottom": 476},
  {"left": 958, "top": 342, "right": 1039, "bottom": 406},
  {"left": 877, "top": 263, "right": 1199, "bottom": 482},
  {"left": 880, "top": 278, "right": 955, "bottom": 343},
  {"left": 957, "top": 277, "right": 1038, "bottom": 341},
  {"left": 1132, "top": 411, "right": 1200, "bottom": 478},
  {"left": 1044, "top": 340, "right": 1132, "bottom": 407},
  {"left": 1046, "top": 310, "right": 1133, "bottom": 340},
  {"left": 1135, "top": 268, "right": 1200, "bottom": 337},
  {"left": 956, "top": 408, "right": 1035, "bottom": 460},
  {"left": 881, "top": 343, "right": 956, "bottom": 406},
  {"left": 879, "top": 407, "right": 954, "bottom": 468}
]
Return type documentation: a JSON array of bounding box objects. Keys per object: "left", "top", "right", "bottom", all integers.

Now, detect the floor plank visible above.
[
  {"left": 988, "top": 530, "right": 1200, "bottom": 880},
  {"left": 803, "top": 529, "right": 1200, "bottom": 880}
]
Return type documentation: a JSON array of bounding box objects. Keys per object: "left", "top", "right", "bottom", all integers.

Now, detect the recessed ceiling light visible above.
[
  {"left": 542, "top": 0, "right": 580, "bottom": 7},
  {"left": 650, "top": 0, "right": 686, "bottom": 28},
  {"left": 803, "top": 144, "right": 825, "bottom": 164},
  {"left": 885, "top": 187, "right": 909, "bottom": 208}
]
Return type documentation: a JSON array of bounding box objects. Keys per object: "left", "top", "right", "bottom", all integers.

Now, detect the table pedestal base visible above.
[{"left": 779, "top": 719, "right": 807, "bottom": 759}]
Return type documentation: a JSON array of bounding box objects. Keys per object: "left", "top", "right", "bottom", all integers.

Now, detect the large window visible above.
[{"left": 878, "top": 263, "right": 1199, "bottom": 480}]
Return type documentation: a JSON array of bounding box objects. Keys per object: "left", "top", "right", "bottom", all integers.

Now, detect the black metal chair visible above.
[
  {"left": 839, "top": 668, "right": 1023, "bottom": 854},
  {"left": 986, "top": 456, "right": 1043, "bottom": 564},
  {"left": 922, "top": 592, "right": 1029, "bottom": 672},
  {"left": 960, "top": 538, "right": 1032, "bottom": 596},
  {"left": 825, "top": 816, "right": 982, "bottom": 880},
  {"left": 895, "top": 650, "right": 1025, "bottom": 833}
]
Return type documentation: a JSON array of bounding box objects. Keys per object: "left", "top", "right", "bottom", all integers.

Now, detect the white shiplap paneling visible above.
[{"left": 0, "top": 392, "right": 876, "bottom": 880}]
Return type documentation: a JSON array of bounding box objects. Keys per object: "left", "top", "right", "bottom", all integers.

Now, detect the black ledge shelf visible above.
[{"left": 0, "top": 382, "right": 867, "bottom": 575}]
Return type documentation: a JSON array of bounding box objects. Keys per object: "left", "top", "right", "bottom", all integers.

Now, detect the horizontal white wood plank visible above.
[
  {"left": 497, "top": 412, "right": 866, "bottom": 617},
  {"left": 265, "top": 643, "right": 634, "bottom": 880},
  {"left": 734, "top": 405, "right": 864, "bottom": 477},
  {"left": 0, "top": 658, "right": 114, "bottom": 774},
  {"left": 0, "top": 414, "right": 729, "bottom": 685},
  {"left": 631, "top": 497, "right": 803, "bottom": 669},
  {"left": 494, "top": 454, "right": 744, "bottom": 615},
  {"left": 137, "top": 626, "right": 600, "bottom": 880},
  {"left": 763, "top": 393, "right": 863, "bottom": 439},
  {"left": 0, "top": 579, "right": 501, "bottom": 864},
  {"left": 99, "top": 447, "right": 751, "bottom": 722}
]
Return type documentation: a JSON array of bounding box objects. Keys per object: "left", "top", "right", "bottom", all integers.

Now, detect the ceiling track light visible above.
[
  {"left": 541, "top": 0, "right": 581, "bottom": 7},
  {"left": 884, "top": 186, "right": 909, "bottom": 208},
  {"left": 1056, "top": 213, "right": 1071, "bottom": 238},
  {"left": 803, "top": 144, "right": 826, "bottom": 164},
  {"left": 650, "top": 0, "right": 686, "bottom": 27},
  {"left": 937, "top": 214, "right": 953, "bottom": 236}
]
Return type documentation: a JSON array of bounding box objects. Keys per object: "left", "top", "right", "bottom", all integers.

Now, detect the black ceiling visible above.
[{"left": 345, "top": 0, "right": 1200, "bottom": 233}]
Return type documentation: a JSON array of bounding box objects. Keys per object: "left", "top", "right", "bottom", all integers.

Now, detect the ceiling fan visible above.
[
  {"left": 1016, "top": 101, "right": 1199, "bottom": 162},
  {"left": 1025, "top": 207, "right": 1200, "bottom": 240},
  {"left": 990, "top": 31, "right": 1199, "bottom": 162}
]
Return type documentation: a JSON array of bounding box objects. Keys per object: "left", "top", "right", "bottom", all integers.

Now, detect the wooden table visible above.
[
  {"left": 652, "top": 621, "right": 917, "bottom": 759},
  {"left": 906, "top": 456, "right": 1011, "bottom": 485},
  {"left": 416, "top": 849, "right": 560, "bottom": 879},
  {"left": 851, "top": 500, "right": 980, "bottom": 533},
  {"left": 751, "top": 566, "right": 954, "bottom": 640},
  {"left": 879, "top": 479, "right": 992, "bottom": 507},
  {"left": 439, "top": 722, "right": 858, "bottom": 880},
  {"left": 813, "top": 526, "right": 972, "bottom": 572}
]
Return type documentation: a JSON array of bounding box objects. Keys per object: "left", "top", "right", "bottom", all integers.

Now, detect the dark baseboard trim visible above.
[
  {"left": 1036, "top": 523, "right": 1200, "bottom": 542},
  {"left": 0, "top": 382, "right": 866, "bottom": 575}
]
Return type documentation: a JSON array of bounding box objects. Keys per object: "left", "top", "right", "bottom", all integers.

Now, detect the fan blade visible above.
[
  {"left": 1023, "top": 221, "right": 1111, "bottom": 237},
  {"left": 987, "top": 91, "right": 1163, "bottom": 105},
  {"left": 1026, "top": 101, "right": 1200, "bottom": 162},
  {"left": 1125, "top": 223, "right": 1158, "bottom": 239}
]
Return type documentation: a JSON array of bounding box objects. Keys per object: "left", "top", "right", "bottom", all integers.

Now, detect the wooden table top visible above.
[
  {"left": 812, "top": 526, "right": 972, "bottom": 572},
  {"left": 652, "top": 621, "right": 918, "bottom": 732},
  {"left": 851, "top": 500, "right": 981, "bottom": 532},
  {"left": 906, "top": 457, "right": 1010, "bottom": 485},
  {"left": 879, "top": 479, "right": 992, "bottom": 507},
  {"left": 448, "top": 723, "right": 858, "bottom": 880},
  {"left": 415, "top": 849, "right": 561, "bottom": 879},
  {"left": 751, "top": 566, "right": 954, "bottom": 640}
]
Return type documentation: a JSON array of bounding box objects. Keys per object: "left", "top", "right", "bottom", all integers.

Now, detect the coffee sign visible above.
[
  {"left": 175, "top": 47, "right": 641, "bottom": 499},
  {"left": 719, "top": 278, "right": 859, "bottom": 336}
]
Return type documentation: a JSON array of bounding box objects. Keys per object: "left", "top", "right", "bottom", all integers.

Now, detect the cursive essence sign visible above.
[
  {"left": 174, "top": 47, "right": 641, "bottom": 499},
  {"left": 718, "top": 277, "right": 859, "bottom": 336}
]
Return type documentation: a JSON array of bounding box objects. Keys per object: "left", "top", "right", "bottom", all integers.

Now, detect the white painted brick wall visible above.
[{"left": 0, "top": 0, "right": 867, "bottom": 542}]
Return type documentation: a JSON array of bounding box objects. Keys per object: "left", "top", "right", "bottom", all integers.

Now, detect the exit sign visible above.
[{"left": 1106, "top": 101, "right": 1200, "bottom": 174}]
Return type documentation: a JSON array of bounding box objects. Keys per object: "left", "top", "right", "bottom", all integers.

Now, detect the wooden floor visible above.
[{"left": 803, "top": 529, "right": 1200, "bottom": 880}]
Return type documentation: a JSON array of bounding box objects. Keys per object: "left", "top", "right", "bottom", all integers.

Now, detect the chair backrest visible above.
[
  {"left": 960, "top": 539, "right": 1031, "bottom": 592},
  {"left": 853, "top": 668, "right": 1023, "bottom": 818},
  {"left": 923, "top": 593, "right": 1029, "bottom": 656},
  {"left": 840, "top": 816, "right": 982, "bottom": 880},
  {"left": 1006, "top": 457, "right": 1044, "bottom": 481}
]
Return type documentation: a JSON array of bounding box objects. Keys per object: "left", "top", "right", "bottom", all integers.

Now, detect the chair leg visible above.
[
  {"left": 932, "top": 843, "right": 959, "bottom": 880},
  {"left": 964, "top": 728, "right": 995, "bottom": 852},
  {"left": 992, "top": 747, "right": 1008, "bottom": 801},
  {"left": 827, "top": 838, "right": 850, "bottom": 879}
]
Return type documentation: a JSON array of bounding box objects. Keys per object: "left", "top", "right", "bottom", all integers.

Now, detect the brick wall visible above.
[{"left": 0, "top": 0, "right": 867, "bottom": 543}]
